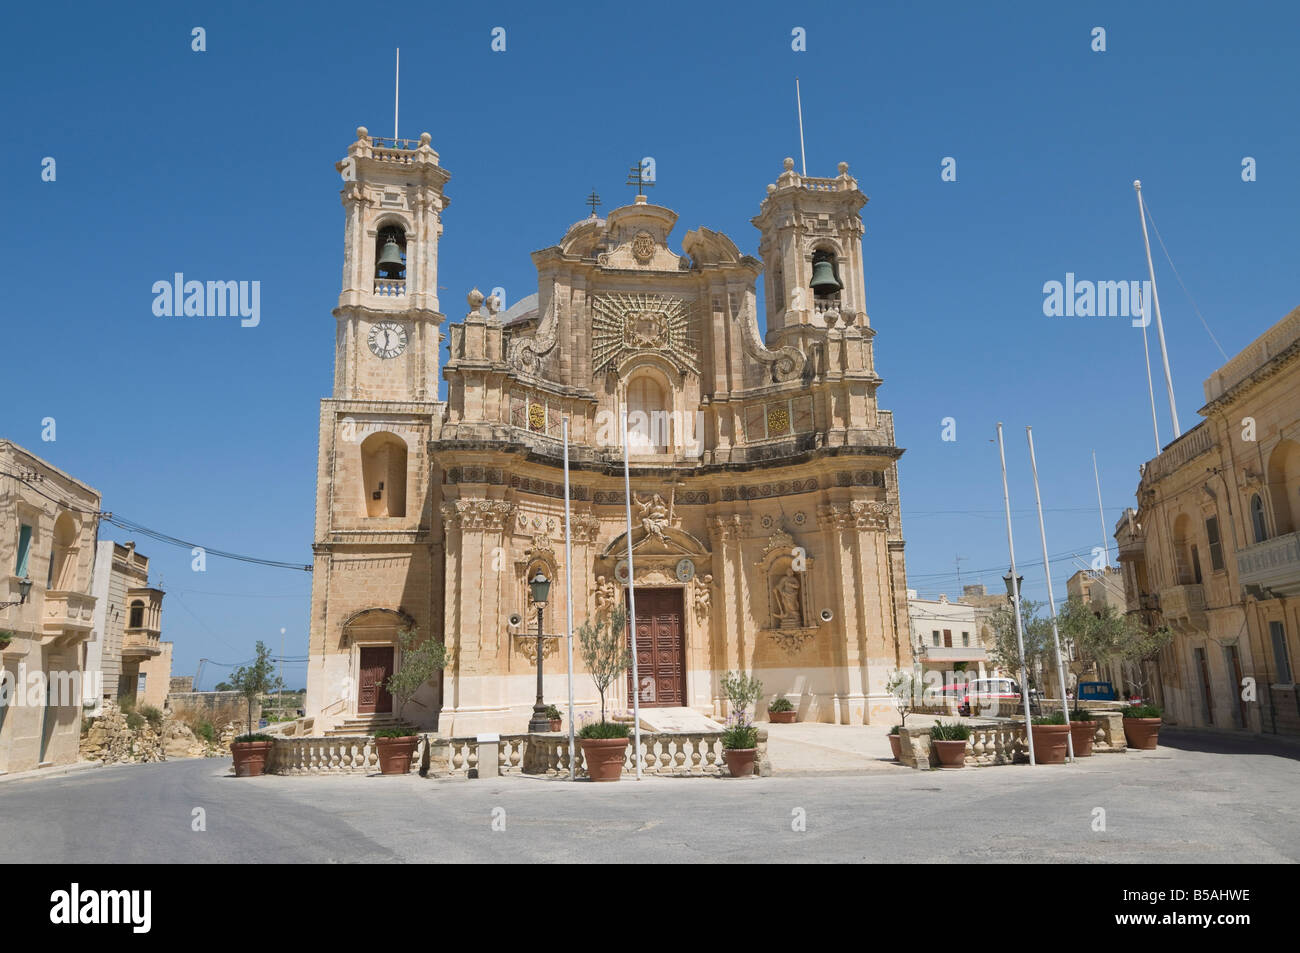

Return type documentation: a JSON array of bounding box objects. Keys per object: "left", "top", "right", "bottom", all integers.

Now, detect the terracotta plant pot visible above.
[
  {"left": 768, "top": 710, "right": 797, "bottom": 724},
  {"left": 580, "top": 737, "right": 629, "bottom": 781},
  {"left": 724, "top": 747, "right": 757, "bottom": 778},
  {"left": 1069, "top": 720, "right": 1099, "bottom": 757},
  {"left": 1030, "top": 724, "right": 1071, "bottom": 764},
  {"left": 931, "top": 739, "right": 968, "bottom": 768},
  {"left": 888, "top": 733, "right": 902, "bottom": 761},
  {"left": 375, "top": 735, "right": 420, "bottom": 775},
  {"left": 1123, "top": 717, "right": 1162, "bottom": 750},
  {"left": 230, "top": 740, "right": 273, "bottom": 778},
  {"left": 548, "top": 718, "right": 562, "bottom": 732}
]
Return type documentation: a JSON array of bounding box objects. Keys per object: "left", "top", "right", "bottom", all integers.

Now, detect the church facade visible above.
[{"left": 304, "top": 127, "right": 912, "bottom": 737}]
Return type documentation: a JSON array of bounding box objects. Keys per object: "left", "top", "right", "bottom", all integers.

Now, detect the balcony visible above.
[
  {"left": 122, "top": 626, "right": 163, "bottom": 659},
  {"left": 1236, "top": 533, "right": 1300, "bottom": 599},
  {"left": 918, "top": 645, "right": 987, "bottom": 664},
  {"left": 41, "top": 590, "right": 96, "bottom": 642},
  {"left": 1159, "top": 583, "right": 1207, "bottom": 633}
]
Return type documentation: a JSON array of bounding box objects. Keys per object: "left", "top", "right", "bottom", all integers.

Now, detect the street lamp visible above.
[
  {"left": 1003, "top": 570, "right": 1024, "bottom": 604},
  {"left": 527, "top": 570, "right": 552, "bottom": 733},
  {"left": 0, "top": 577, "right": 32, "bottom": 611}
]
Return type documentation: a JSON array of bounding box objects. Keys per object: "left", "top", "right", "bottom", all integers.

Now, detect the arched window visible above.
[
  {"left": 128, "top": 600, "right": 145, "bottom": 629},
  {"left": 374, "top": 225, "right": 407, "bottom": 280},
  {"left": 625, "top": 373, "right": 671, "bottom": 454},
  {"left": 48, "top": 513, "right": 77, "bottom": 590},
  {"left": 1267, "top": 440, "right": 1300, "bottom": 535},
  {"left": 361, "top": 432, "right": 408, "bottom": 518},
  {"left": 1250, "top": 493, "right": 1268, "bottom": 543}
]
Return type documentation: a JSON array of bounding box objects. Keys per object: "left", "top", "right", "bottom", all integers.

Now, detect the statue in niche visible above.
[
  {"left": 634, "top": 492, "right": 670, "bottom": 544},
  {"left": 595, "top": 575, "right": 618, "bottom": 617},
  {"left": 772, "top": 570, "right": 804, "bottom": 629}
]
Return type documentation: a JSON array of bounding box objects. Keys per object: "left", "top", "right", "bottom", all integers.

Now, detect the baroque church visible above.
[{"left": 305, "top": 126, "right": 912, "bottom": 736}]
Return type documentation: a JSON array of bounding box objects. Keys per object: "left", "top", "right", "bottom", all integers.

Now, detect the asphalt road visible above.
[{"left": 2, "top": 729, "right": 1296, "bottom": 863}]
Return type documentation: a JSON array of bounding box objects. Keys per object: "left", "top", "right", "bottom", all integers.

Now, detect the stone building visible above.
[
  {"left": 1115, "top": 305, "right": 1300, "bottom": 736},
  {"left": 305, "top": 128, "right": 911, "bottom": 736},
  {"left": 86, "top": 540, "right": 170, "bottom": 712},
  {"left": 0, "top": 441, "right": 100, "bottom": 774},
  {"left": 907, "top": 590, "right": 986, "bottom": 682},
  {"left": 1064, "top": 566, "right": 1129, "bottom": 694}
]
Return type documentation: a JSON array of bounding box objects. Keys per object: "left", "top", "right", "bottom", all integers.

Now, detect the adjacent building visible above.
[
  {"left": 305, "top": 129, "right": 912, "bottom": 736},
  {"left": 907, "top": 590, "right": 986, "bottom": 682},
  {"left": 1064, "top": 566, "right": 1129, "bottom": 693},
  {"left": 86, "top": 540, "right": 169, "bottom": 712},
  {"left": 0, "top": 440, "right": 101, "bottom": 774},
  {"left": 1115, "top": 305, "right": 1300, "bottom": 736}
]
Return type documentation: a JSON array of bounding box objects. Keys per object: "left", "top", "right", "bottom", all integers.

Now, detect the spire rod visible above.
[
  {"left": 795, "top": 77, "right": 807, "bottom": 176},
  {"left": 394, "top": 48, "right": 400, "bottom": 141}
]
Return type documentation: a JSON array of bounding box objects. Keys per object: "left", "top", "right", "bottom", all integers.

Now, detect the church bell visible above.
[
  {"left": 810, "top": 258, "right": 842, "bottom": 297},
  {"left": 376, "top": 239, "right": 406, "bottom": 278}
]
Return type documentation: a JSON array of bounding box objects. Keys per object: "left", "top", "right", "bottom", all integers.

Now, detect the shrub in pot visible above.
[
  {"left": 374, "top": 725, "right": 421, "bottom": 774},
  {"left": 886, "top": 669, "right": 920, "bottom": 760},
  {"left": 930, "top": 720, "right": 970, "bottom": 768},
  {"left": 721, "top": 718, "right": 760, "bottom": 778},
  {"left": 576, "top": 605, "right": 632, "bottom": 781},
  {"left": 767, "top": 697, "right": 796, "bottom": 724},
  {"left": 578, "top": 718, "right": 632, "bottom": 781},
  {"left": 1030, "top": 712, "right": 1071, "bottom": 764},
  {"left": 1121, "top": 704, "right": 1163, "bottom": 749},
  {"left": 545, "top": 704, "right": 563, "bottom": 732},
  {"left": 377, "top": 625, "right": 447, "bottom": 775},
  {"left": 888, "top": 724, "right": 902, "bottom": 761},
  {"left": 1068, "top": 708, "right": 1099, "bottom": 757},
  {"left": 229, "top": 642, "right": 276, "bottom": 777}
]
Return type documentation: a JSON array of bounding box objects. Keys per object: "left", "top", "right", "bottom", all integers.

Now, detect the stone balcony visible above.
[
  {"left": 41, "top": 590, "right": 96, "bottom": 641},
  {"left": 122, "top": 626, "right": 163, "bottom": 659},
  {"left": 1237, "top": 533, "right": 1300, "bottom": 599},
  {"left": 1159, "top": 583, "right": 1208, "bottom": 633},
  {"left": 918, "top": 645, "right": 987, "bottom": 664}
]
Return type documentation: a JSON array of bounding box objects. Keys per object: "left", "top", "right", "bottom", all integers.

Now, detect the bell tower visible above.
[{"left": 333, "top": 125, "right": 451, "bottom": 401}]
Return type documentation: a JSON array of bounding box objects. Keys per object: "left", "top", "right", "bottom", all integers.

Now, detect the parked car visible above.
[
  {"left": 959, "top": 677, "right": 1022, "bottom": 717},
  {"left": 1078, "top": 681, "right": 1116, "bottom": 702}
]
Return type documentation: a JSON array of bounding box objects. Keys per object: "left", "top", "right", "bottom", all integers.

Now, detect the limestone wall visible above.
[{"left": 170, "top": 691, "right": 259, "bottom": 731}]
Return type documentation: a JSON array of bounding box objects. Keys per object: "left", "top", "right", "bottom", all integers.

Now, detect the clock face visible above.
[{"left": 368, "top": 321, "right": 407, "bottom": 359}]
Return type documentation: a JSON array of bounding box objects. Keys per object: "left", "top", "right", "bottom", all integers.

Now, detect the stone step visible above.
[{"left": 633, "top": 707, "right": 726, "bottom": 733}]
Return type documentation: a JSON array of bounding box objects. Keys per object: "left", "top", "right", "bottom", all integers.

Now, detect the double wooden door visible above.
[
  {"left": 626, "top": 588, "right": 685, "bottom": 708},
  {"left": 358, "top": 646, "right": 394, "bottom": 714}
]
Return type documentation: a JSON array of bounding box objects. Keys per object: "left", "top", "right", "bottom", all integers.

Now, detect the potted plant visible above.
[
  {"left": 545, "top": 704, "right": 563, "bottom": 732},
  {"left": 1030, "top": 711, "right": 1071, "bottom": 764},
  {"left": 930, "top": 720, "right": 970, "bottom": 768},
  {"left": 767, "top": 697, "right": 796, "bottom": 723},
  {"left": 1121, "top": 704, "right": 1163, "bottom": 749},
  {"left": 576, "top": 605, "right": 631, "bottom": 781},
  {"left": 377, "top": 625, "right": 447, "bottom": 775},
  {"left": 0, "top": 629, "right": 14, "bottom": 651},
  {"left": 1069, "top": 707, "right": 1100, "bottom": 757},
  {"left": 229, "top": 642, "right": 276, "bottom": 777},
  {"left": 720, "top": 670, "right": 763, "bottom": 721},
  {"left": 722, "top": 716, "right": 760, "bottom": 777},
  {"left": 885, "top": 669, "right": 920, "bottom": 760}
]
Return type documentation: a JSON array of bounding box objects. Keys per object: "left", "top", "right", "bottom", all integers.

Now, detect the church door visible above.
[
  {"left": 357, "top": 646, "right": 394, "bottom": 714},
  {"left": 626, "top": 588, "right": 686, "bottom": 707}
]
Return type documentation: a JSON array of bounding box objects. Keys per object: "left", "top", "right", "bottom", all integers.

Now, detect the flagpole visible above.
[
  {"left": 1028, "top": 427, "right": 1074, "bottom": 762},
  {"left": 393, "top": 48, "right": 400, "bottom": 141},
  {"left": 997, "top": 423, "right": 1036, "bottom": 765},
  {"left": 562, "top": 418, "right": 576, "bottom": 780},
  {"left": 1137, "top": 288, "right": 1162, "bottom": 455},
  {"left": 1134, "top": 180, "right": 1180, "bottom": 437},
  {"left": 795, "top": 77, "right": 807, "bottom": 176},
  {"left": 1092, "top": 450, "right": 1109, "bottom": 570},
  {"left": 621, "top": 412, "right": 642, "bottom": 780}
]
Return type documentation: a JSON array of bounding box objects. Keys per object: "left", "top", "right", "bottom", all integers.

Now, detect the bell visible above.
[
  {"left": 810, "top": 259, "right": 842, "bottom": 297},
  {"left": 376, "top": 239, "right": 406, "bottom": 278}
]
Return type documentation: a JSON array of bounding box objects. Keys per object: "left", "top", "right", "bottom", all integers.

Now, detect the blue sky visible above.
[{"left": 5, "top": 1, "right": 1297, "bottom": 688}]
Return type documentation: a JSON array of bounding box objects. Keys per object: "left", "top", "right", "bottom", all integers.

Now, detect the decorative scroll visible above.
[
  {"left": 735, "top": 302, "right": 805, "bottom": 382},
  {"left": 508, "top": 280, "right": 561, "bottom": 376}
]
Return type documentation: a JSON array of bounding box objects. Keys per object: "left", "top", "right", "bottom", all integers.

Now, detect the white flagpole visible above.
[
  {"left": 621, "top": 412, "right": 642, "bottom": 780},
  {"left": 562, "top": 418, "right": 576, "bottom": 780},
  {"left": 394, "top": 48, "right": 400, "bottom": 141},
  {"left": 1028, "top": 427, "right": 1075, "bottom": 762},
  {"left": 997, "top": 423, "right": 1036, "bottom": 765},
  {"left": 1092, "top": 450, "right": 1109, "bottom": 570},
  {"left": 1137, "top": 288, "right": 1162, "bottom": 454},
  {"left": 795, "top": 77, "right": 807, "bottom": 176},
  {"left": 1134, "top": 180, "right": 1180, "bottom": 437}
]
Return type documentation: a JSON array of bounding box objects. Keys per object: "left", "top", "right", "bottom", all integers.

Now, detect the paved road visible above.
[{"left": 2, "top": 730, "right": 1296, "bottom": 863}]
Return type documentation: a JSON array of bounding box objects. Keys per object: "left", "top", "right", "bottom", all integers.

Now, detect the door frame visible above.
[
  {"left": 352, "top": 641, "right": 398, "bottom": 716},
  {"left": 625, "top": 586, "right": 688, "bottom": 708}
]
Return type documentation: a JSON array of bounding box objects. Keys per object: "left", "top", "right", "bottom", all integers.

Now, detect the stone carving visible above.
[
  {"left": 595, "top": 575, "right": 618, "bottom": 618},
  {"left": 634, "top": 492, "right": 670, "bottom": 544},
  {"left": 771, "top": 571, "right": 804, "bottom": 629},
  {"left": 818, "top": 500, "right": 892, "bottom": 530},
  {"left": 693, "top": 573, "right": 713, "bottom": 620},
  {"left": 767, "top": 627, "right": 817, "bottom": 654},
  {"left": 591, "top": 292, "right": 698, "bottom": 375},
  {"left": 735, "top": 301, "right": 805, "bottom": 383},
  {"left": 507, "top": 280, "right": 560, "bottom": 376},
  {"left": 632, "top": 231, "right": 655, "bottom": 263},
  {"left": 441, "top": 499, "right": 517, "bottom": 531}
]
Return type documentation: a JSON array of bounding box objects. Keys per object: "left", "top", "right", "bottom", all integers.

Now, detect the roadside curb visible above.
[{"left": 0, "top": 761, "right": 105, "bottom": 786}]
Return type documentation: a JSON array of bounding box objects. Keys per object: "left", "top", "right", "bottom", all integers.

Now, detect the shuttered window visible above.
[{"left": 15, "top": 524, "right": 33, "bottom": 577}]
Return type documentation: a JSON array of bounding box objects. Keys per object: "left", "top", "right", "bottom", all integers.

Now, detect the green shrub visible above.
[
  {"left": 234, "top": 733, "right": 273, "bottom": 744},
  {"left": 544, "top": 704, "right": 562, "bottom": 720},
  {"left": 767, "top": 697, "right": 794, "bottom": 713},
  {"left": 191, "top": 720, "right": 215, "bottom": 743},
  {"left": 722, "top": 722, "right": 759, "bottom": 750},
  {"left": 930, "top": 720, "right": 971, "bottom": 741},
  {"left": 1033, "top": 712, "right": 1066, "bottom": 726},
  {"left": 373, "top": 726, "right": 418, "bottom": 739},
  {"left": 1122, "top": 704, "right": 1163, "bottom": 719},
  {"left": 720, "top": 670, "right": 764, "bottom": 718},
  {"left": 125, "top": 712, "right": 145, "bottom": 731},
  {"left": 139, "top": 704, "right": 164, "bottom": 730},
  {"left": 889, "top": 724, "right": 900, "bottom": 735},
  {"left": 577, "top": 720, "right": 631, "bottom": 740},
  {"left": 1069, "top": 709, "right": 1097, "bottom": 723}
]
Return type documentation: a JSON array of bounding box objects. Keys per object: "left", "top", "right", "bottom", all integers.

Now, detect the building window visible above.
[
  {"left": 15, "top": 524, "right": 33, "bottom": 577},
  {"left": 943, "top": 629, "right": 952, "bottom": 648},
  {"left": 1190, "top": 545, "right": 1203, "bottom": 584},
  {"left": 1194, "top": 646, "right": 1214, "bottom": 724},
  {"left": 360, "top": 432, "right": 408, "bottom": 518},
  {"left": 1250, "top": 494, "right": 1268, "bottom": 543},
  {"left": 931, "top": 630, "right": 940, "bottom": 647},
  {"left": 1205, "top": 517, "right": 1224, "bottom": 572},
  {"left": 962, "top": 631, "right": 970, "bottom": 647},
  {"left": 1270, "top": 622, "right": 1293, "bottom": 684},
  {"left": 129, "top": 601, "right": 144, "bottom": 629}
]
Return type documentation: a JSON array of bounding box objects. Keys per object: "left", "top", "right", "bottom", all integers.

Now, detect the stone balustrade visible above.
[
  {"left": 899, "top": 712, "right": 1127, "bottom": 769},
  {"left": 266, "top": 734, "right": 431, "bottom": 775}
]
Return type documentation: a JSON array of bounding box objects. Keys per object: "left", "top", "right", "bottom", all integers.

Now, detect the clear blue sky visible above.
[{"left": 5, "top": 1, "right": 1297, "bottom": 688}]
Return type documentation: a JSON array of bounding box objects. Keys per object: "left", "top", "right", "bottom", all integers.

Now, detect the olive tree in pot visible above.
[
  {"left": 929, "top": 720, "right": 970, "bottom": 768},
  {"left": 885, "top": 669, "right": 921, "bottom": 761},
  {"left": 229, "top": 641, "right": 276, "bottom": 777},
  {"left": 576, "top": 605, "right": 631, "bottom": 781},
  {"left": 1030, "top": 711, "right": 1072, "bottom": 764},
  {"left": 719, "top": 670, "right": 763, "bottom": 777},
  {"left": 375, "top": 626, "right": 446, "bottom": 775}
]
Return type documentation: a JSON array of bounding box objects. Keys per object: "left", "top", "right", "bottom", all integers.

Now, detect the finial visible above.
[
  {"left": 356, "top": 126, "right": 369, "bottom": 141},
  {"left": 484, "top": 290, "right": 502, "bottom": 316},
  {"left": 766, "top": 184, "right": 777, "bottom": 194},
  {"left": 419, "top": 132, "right": 431, "bottom": 146},
  {"left": 1133, "top": 179, "right": 1142, "bottom": 190},
  {"left": 468, "top": 288, "right": 484, "bottom": 314},
  {"left": 783, "top": 157, "right": 795, "bottom": 171},
  {"left": 837, "top": 161, "right": 849, "bottom": 175},
  {"left": 585, "top": 189, "right": 602, "bottom": 217}
]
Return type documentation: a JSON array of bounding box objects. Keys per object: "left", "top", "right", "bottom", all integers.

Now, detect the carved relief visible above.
[
  {"left": 507, "top": 280, "right": 560, "bottom": 376},
  {"left": 693, "top": 573, "right": 713, "bottom": 620},
  {"left": 734, "top": 301, "right": 805, "bottom": 383},
  {"left": 591, "top": 292, "right": 698, "bottom": 376},
  {"left": 440, "top": 499, "right": 517, "bottom": 531},
  {"left": 818, "top": 500, "right": 892, "bottom": 530}
]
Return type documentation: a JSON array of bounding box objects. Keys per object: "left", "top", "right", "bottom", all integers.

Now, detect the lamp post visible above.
[
  {"left": 0, "top": 577, "right": 32, "bottom": 611},
  {"left": 527, "top": 569, "right": 552, "bottom": 733}
]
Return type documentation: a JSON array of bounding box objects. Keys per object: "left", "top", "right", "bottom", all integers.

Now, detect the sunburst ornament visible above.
[{"left": 591, "top": 292, "right": 698, "bottom": 376}]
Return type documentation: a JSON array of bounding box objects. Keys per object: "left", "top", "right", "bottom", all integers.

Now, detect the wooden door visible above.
[
  {"left": 358, "top": 646, "right": 394, "bottom": 714},
  {"left": 626, "top": 588, "right": 685, "bottom": 708}
]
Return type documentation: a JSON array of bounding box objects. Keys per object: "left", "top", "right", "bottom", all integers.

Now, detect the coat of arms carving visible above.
[{"left": 591, "top": 292, "right": 698, "bottom": 375}]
